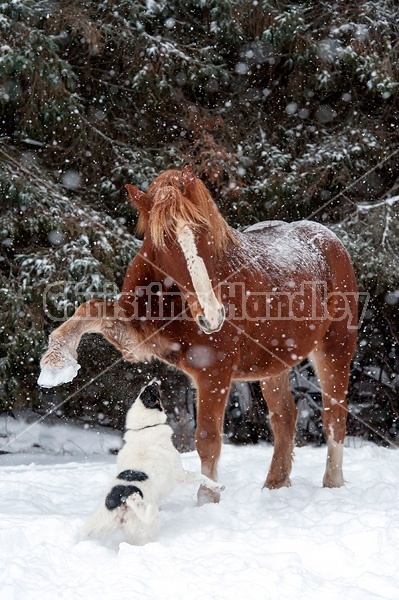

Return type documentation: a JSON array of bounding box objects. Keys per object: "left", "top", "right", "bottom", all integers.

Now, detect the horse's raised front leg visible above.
[
  {"left": 192, "top": 369, "right": 232, "bottom": 505},
  {"left": 38, "top": 300, "right": 134, "bottom": 388},
  {"left": 260, "top": 370, "right": 298, "bottom": 489}
]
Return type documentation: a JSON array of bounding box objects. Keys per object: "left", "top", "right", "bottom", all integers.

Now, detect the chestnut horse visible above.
[{"left": 38, "top": 165, "right": 358, "bottom": 503}]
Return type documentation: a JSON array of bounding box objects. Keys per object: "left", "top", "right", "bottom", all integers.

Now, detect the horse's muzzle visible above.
[{"left": 197, "top": 306, "right": 225, "bottom": 334}]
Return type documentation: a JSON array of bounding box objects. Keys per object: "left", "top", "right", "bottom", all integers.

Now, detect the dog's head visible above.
[
  {"left": 140, "top": 381, "right": 163, "bottom": 411},
  {"left": 125, "top": 379, "right": 167, "bottom": 431}
]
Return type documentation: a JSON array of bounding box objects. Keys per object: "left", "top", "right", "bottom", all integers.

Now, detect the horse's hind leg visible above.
[
  {"left": 310, "top": 327, "right": 357, "bottom": 488},
  {"left": 260, "top": 371, "right": 298, "bottom": 489},
  {"left": 38, "top": 300, "right": 129, "bottom": 387}
]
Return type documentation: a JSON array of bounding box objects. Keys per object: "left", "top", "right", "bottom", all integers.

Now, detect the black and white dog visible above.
[{"left": 83, "top": 380, "right": 224, "bottom": 545}]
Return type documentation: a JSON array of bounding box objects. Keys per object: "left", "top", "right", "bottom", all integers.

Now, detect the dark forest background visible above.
[{"left": 1, "top": 0, "right": 399, "bottom": 450}]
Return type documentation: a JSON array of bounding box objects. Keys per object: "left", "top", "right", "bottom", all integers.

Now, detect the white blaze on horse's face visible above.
[{"left": 176, "top": 222, "right": 225, "bottom": 334}]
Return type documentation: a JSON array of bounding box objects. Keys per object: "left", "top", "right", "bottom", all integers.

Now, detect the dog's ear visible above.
[{"left": 140, "top": 382, "right": 162, "bottom": 411}]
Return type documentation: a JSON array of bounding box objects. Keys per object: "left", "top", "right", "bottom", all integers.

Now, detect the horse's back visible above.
[
  {"left": 239, "top": 219, "right": 355, "bottom": 290},
  {"left": 244, "top": 220, "right": 287, "bottom": 233},
  {"left": 243, "top": 219, "right": 341, "bottom": 248}
]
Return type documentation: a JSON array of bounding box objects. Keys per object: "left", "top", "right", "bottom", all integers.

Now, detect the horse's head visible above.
[{"left": 125, "top": 166, "right": 237, "bottom": 334}]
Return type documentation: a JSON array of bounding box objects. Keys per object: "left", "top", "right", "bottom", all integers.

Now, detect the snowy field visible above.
[{"left": 1, "top": 416, "right": 399, "bottom": 600}]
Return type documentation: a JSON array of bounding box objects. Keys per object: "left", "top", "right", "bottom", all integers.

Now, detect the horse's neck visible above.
[
  {"left": 122, "top": 251, "right": 153, "bottom": 294},
  {"left": 118, "top": 253, "right": 180, "bottom": 360}
]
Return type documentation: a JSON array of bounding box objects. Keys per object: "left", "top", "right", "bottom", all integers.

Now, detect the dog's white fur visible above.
[{"left": 83, "top": 381, "right": 224, "bottom": 545}]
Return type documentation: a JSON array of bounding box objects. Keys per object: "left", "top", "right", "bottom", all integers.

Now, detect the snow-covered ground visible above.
[{"left": 1, "top": 415, "right": 399, "bottom": 600}]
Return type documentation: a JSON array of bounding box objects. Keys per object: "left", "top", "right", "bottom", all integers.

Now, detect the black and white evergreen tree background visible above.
[{"left": 1, "top": 0, "right": 398, "bottom": 447}]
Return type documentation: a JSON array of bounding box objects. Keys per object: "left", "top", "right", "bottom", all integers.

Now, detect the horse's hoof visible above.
[
  {"left": 37, "top": 359, "right": 80, "bottom": 388},
  {"left": 197, "top": 485, "right": 220, "bottom": 506},
  {"left": 322, "top": 473, "right": 344, "bottom": 488},
  {"left": 263, "top": 477, "right": 291, "bottom": 490}
]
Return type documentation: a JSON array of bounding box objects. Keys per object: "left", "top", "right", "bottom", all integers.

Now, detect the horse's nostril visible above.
[
  {"left": 197, "top": 308, "right": 225, "bottom": 334},
  {"left": 197, "top": 315, "right": 210, "bottom": 331}
]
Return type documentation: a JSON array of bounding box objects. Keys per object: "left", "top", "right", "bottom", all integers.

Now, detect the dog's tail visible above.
[
  {"left": 126, "top": 493, "right": 158, "bottom": 524},
  {"left": 83, "top": 484, "right": 144, "bottom": 540},
  {"left": 83, "top": 503, "right": 119, "bottom": 539},
  {"left": 104, "top": 483, "right": 158, "bottom": 524},
  {"left": 83, "top": 484, "right": 158, "bottom": 542}
]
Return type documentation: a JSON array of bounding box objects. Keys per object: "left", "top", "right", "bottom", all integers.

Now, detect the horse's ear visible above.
[
  {"left": 181, "top": 164, "right": 196, "bottom": 195},
  {"left": 125, "top": 184, "right": 149, "bottom": 212}
]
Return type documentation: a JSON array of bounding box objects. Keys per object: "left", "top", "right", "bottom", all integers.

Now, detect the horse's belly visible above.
[{"left": 232, "top": 319, "right": 326, "bottom": 379}]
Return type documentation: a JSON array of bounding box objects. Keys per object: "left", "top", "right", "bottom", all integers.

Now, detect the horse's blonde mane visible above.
[{"left": 139, "top": 169, "right": 238, "bottom": 258}]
